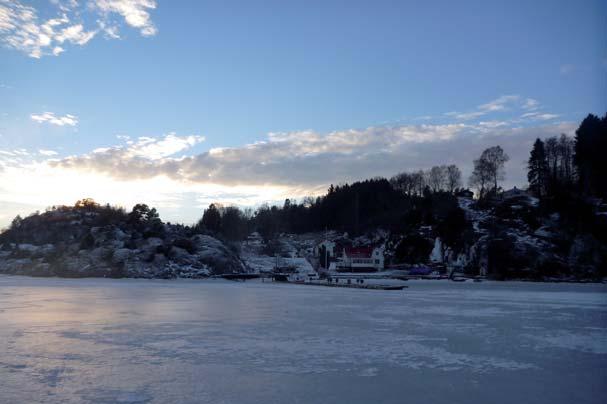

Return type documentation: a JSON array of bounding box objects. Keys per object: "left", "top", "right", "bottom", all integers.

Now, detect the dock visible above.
[
  {"left": 218, "top": 273, "right": 261, "bottom": 281},
  {"left": 298, "top": 280, "right": 407, "bottom": 291}
]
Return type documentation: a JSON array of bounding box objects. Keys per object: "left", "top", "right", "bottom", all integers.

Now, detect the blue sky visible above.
[{"left": 0, "top": 0, "right": 606, "bottom": 226}]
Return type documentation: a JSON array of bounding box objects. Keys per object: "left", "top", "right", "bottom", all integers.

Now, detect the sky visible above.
[{"left": 0, "top": 0, "right": 606, "bottom": 227}]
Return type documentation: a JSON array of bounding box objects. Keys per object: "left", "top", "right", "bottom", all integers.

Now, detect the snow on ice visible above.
[{"left": 0, "top": 276, "right": 605, "bottom": 404}]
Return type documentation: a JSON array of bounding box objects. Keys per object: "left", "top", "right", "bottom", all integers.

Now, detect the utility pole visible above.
[
  {"left": 354, "top": 192, "right": 360, "bottom": 235},
  {"left": 324, "top": 226, "right": 328, "bottom": 269}
]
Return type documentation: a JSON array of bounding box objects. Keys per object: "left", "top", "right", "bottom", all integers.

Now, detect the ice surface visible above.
[{"left": 0, "top": 276, "right": 606, "bottom": 404}]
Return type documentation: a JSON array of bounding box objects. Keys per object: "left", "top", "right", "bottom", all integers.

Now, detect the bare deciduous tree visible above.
[
  {"left": 413, "top": 170, "right": 426, "bottom": 195},
  {"left": 445, "top": 165, "right": 462, "bottom": 193},
  {"left": 469, "top": 146, "right": 508, "bottom": 198},
  {"left": 427, "top": 166, "right": 447, "bottom": 192}
]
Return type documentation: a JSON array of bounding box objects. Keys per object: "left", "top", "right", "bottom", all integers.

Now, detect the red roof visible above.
[{"left": 344, "top": 246, "right": 374, "bottom": 258}]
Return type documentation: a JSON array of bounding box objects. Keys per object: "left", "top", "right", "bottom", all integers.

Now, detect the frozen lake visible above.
[{"left": 1, "top": 276, "right": 606, "bottom": 404}]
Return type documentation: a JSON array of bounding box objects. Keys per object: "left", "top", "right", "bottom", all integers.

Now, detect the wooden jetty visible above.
[
  {"left": 302, "top": 280, "right": 407, "bottom": 291},
  {"left": 219, "top": 273, "right": 261, "bottom": 281}
]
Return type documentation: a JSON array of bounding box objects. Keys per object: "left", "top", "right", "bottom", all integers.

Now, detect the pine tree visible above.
[
  {"left": 574, "top": 113, "right": 607, "bottom": 197},
  {"left": 200, "top": 203, "right": 222, "bottom": 233},
  {"left": 527, "top": 138, "right": 549, "bottom": 198}
]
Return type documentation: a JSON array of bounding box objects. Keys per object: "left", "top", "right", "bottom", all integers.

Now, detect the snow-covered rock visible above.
[
  {"left": 429, "top": 237, "right": 443, "bottom": 263},
  {"left": 0, "top": 205, "right": 248, "bottom": 278},
  {"left": 190, "top": 235, "right": 245, "bottom": 274}
]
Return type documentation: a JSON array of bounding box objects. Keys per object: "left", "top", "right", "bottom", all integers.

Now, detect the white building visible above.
[{"left": 335, "top": 246, "right": 384, "bottom": 272}]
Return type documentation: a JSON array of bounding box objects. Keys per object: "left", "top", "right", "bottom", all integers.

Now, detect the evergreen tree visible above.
[
  {"left": 221, "top": 206, "right": 247, "bottom": 241},
  {"left": 129, "top": 203, "right": 152, "bottom": 223},
  {"left": 128, "top": 203, "right": 164, "bottom": 236},
  {"left": 574, "top": 113, "right": 607, "bottom": 197},
  {"left": 527, "top": 138, "right": 549, "bottom": 198},
  {"left": 10, "top": 215, "right": 22, "bottom": 230},
  {"left": 200, "top": 203, "right": 222, "bottom": 234}
]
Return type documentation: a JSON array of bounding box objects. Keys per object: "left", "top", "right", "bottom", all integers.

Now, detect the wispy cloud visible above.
[
  {"left": 94, "top": 0, "right": 157, "bottom": 37},
  {"left": 0, "top": 149, "right": 29, "bottom": 157},
  {"left": 443, "top": 95, "right": 562, "bottom": 126},
  {"left": 445, "top": 95, "right": 521, "bottom": 121},
  {"left": 38, "top": 149, "right": 58, "bottom": 156},
  {"left": 560, "top": 64, "right": 575, "bottom": 75},
  {"left": 0, "top": 1, "right": 95, "bottom": 58},
  {"left": 520, "top": 112, "right": 559, "bottom": 121},
  {"left": 478, "top": 120, "right": 508, "bottom": 129},
  {"left": 522, "top": 98, "right": 539, "bottom": 110},
  {"left": 92, "top": 133, "right": 206, "bottom": 160},
  {"left": 477, "top": 95, "right": 520, "bottom": 112},
  {"left": 445, "top": 110, "right": 485, "bottom": 121},
  {"left": 413, "top": 115, "right": 433, "bottom": 121},
  {"left": 31, "top": 112, "right": 78, "bottom": 126},
  {"left": 0, "top": 0, "right": 157, "bottom": 58}
]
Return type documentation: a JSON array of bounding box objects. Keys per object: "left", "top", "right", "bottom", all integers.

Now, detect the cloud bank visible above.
[{"left": 53, "top": 121, "right": 575, "bottom": 190}]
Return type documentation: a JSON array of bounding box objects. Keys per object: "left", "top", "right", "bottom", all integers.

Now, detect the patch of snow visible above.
[{"left": 429, "top": 237, "right": 443, "bottom": 263}]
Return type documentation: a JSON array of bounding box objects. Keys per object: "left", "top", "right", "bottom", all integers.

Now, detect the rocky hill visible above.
[
  {"left": 1, "top": 190, "right": 605, "bottom": 281},
  {"left": 445, "top": 190, "right": 607, "bottom": 280},
  {"left": 0, "top": 202, "right": 245, "bottom": 278}
]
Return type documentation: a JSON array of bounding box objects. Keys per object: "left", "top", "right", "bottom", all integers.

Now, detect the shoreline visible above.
[{"left": 1, "top": 273, "right": 605, "bottom": 284}]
